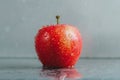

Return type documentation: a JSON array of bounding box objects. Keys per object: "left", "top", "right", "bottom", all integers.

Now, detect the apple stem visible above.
[{"left": 56, "top": 15, "right": 60, "bottom": 24}]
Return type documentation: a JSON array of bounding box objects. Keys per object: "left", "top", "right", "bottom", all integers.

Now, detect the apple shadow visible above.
[{"left": 39, "top": 68, "right": 82, "bottom": 80}]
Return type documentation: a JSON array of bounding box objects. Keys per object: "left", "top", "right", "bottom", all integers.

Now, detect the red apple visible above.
[{"left": 35, "top": 16, "right": 82, "bottom": 68}]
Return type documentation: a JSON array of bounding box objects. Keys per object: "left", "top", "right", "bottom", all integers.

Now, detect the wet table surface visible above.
[{"left": 0, "top": 58, "right": 120, "bottom": 80}]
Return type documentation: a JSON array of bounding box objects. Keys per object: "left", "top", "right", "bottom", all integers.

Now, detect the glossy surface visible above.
[
  {"left": 35, "top": 24, "right": 82, "bottom": 68},
  {"left": 0, "top": 58, "right": 120, "bottom": 80}
]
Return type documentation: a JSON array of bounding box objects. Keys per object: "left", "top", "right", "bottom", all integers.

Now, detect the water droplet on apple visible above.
[
  {"left": 52, "top": 37, "right": 56, "bottom": 41},
  {"left": 44, "top": 32, "right": 49, "bottom": 40},
  {"left": 70, "top": 53, "right": 74, "bottom": 56},
  {"left": 57, "top": 42, "right": 60, "bottom": 45},
  {"left": 66, "top": 31, "right": 77, "bottom": 40},
  {"left": 68, "top": 34, "right": 72, "bottom": 38}
]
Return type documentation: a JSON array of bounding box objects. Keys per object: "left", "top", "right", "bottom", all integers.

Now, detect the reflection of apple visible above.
[
  {"left": 35, "top": 16, "right": 82, "bottom": 68},
  {"left": 40, "top": 68, "right": 82, "bottom": 80}
]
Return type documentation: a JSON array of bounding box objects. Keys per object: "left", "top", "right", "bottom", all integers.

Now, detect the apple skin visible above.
[{"left": 35, "top": 24, "right": 82, "bottom": 68}]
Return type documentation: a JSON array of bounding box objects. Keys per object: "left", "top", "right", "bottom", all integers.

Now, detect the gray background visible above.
[{"left": 0, "top": 0, "right": 120, "bottom": 58}]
